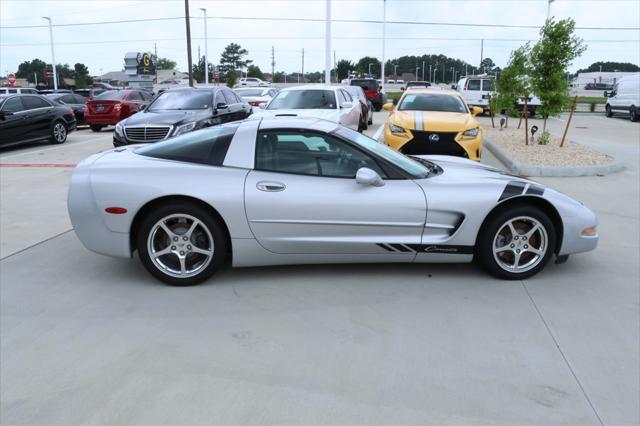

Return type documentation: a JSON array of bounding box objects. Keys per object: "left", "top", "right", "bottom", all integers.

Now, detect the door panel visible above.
[{"left": 244, "top": 170, "right": 426, "bottom": 255}]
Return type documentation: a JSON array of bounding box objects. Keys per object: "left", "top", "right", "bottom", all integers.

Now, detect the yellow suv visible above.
[{"left": 383, "top": 88, "right": 483, "bottom": 161}]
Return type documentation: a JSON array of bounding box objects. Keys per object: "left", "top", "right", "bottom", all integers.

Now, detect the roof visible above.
[
  {"left": 280, "top": 85, "right": 337, "bottom": 91},
  {"left": 403, "top": 88, "right": 460, "bottom": 96},
  {"left": 256, "top": 116, "right": 340, "bottom": 133}
]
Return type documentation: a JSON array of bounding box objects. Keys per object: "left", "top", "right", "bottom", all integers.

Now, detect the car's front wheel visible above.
[
  {"left": 630, "top": 106, "right": 638, "bottom": 122},
  {"left": 49, "top": 120, "right": 67, "bottom": 144},
  {"left": 476, "top": 205, "right": 556, "bottom": 280},
  {"left": 90, "top": 125, "right": 104, "bottom": 132},
  {"left": 137, "top": 202, "right": 228, "bottom": 286},
  {"left": 605, "top": 104, "right": 613, "bottom": 117}
]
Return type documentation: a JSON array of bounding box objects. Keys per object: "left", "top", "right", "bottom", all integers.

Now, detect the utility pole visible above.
[
  {"left": 200, "top": 8, "right": 208, "bottom": 86},
  {"left": 442, "top": 66, "right": 445, "bottom": 82},
  {"left": 324, "top": 0, "right": 331, "bottom": 85},
  {"left": 34, "top": 72, "right": 38, "bottom": 87},
  {"left": 429, "top": 64, "right": 432, "bottom": 82},
  {"left": 301, "top": 48, "right": 305, "bottom": 83},
  {"left": 380, "top": 0, "right": 386, "bottom": 92},
  {"left": 184, "top": 0, "right": 194, "bottom": 87},
  {"left": 415, "top": 66, "right": 419, "bottom": 80},
  {"left": 422, "top": 61, "right": 425, "bottom": 81},
  {"left": 198, "top": 45, "right": 201, "bottom": 64},
  {"left": 394, "top": 64, "right": 398, "bottom": 79},
  {"left": 333, "top": 50, "right": 336, "bottom": 83},
  {"left": 271, "top": 46, "right": 275, "bottom": 83},
  {"left": 547, "top": 0, "right": 554, "bottom": 19},
  {"left": 42, "top": 17, "right": 57, "bottom": 91},
  {"left": 154, "top": 43, "right": 157, "bottom": 59},
  {"left": 480, "top": 39, "right": 484, "bottom": 73}
]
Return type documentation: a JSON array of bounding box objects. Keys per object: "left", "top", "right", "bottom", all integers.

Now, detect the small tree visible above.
[
  {"left": 226, "top": 68, "right": 237, "bottom": 88},
  {"left": 496, "top": 44, "right": 532, "bottom": 121},
  {"left": 530, "top": 18, "right": 586, "bottom": 131},
  {"left": 220, "top": 43, "right": 252, "bottom": 70},
  {"left": 336, "top": 59, "right": 354, "bottom": 80}
]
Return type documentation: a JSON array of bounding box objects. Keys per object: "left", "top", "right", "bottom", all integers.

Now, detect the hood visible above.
[
  {"left": 416, "top": 154, "right": 529, "bottom": 185},
  {"left": 253, "top": 108, "right": 339, "bottom": 122},
  {"left": 391, "top": 110, "right": 477, "bottom": 132},
  {"left": 123, "top": 109, "right": 210, "bottom": 126}
]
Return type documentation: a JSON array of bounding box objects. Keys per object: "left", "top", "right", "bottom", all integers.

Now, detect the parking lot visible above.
[{"left": 1, "top": 112, "right": 638, "bottom": 424}]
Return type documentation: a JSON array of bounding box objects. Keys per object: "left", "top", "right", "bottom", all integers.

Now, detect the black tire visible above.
[
  {"left": 605, "top": 104, "right": 612, "bottom": 118},
  {"left": 630, "top": 107, "right": 639, "bottom": 122},
  {"left": 136, "top": 201, "right": 228, "bottom": 286},
  {"left": 368, "top": 116, "right": 373, "bottom": 125},
  {"left": 90, "top": 125, "right": 104, "bottom": 132},
  {"left": 49, "top": 120, "right": 67, "bottom": 144},
  {"left": 476, "top": 204, "right": 557, "bottom": 280}
]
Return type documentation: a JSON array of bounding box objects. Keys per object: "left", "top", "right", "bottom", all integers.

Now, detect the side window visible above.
[
  {"left": 8, "top": 89, "right": 17, "bottom": 94},
  {"left": 213, "top": 91, "right": 224, "bottom": 106},
  {"left": 466, "top": 79, "right": 481, "bottom": 91},
  {"left": 74, "top": 95, "right": 87, "bottom": 104},
  {"left": 129, "top": 91, "right": 143, "bottom": 101},
  {"left": 222, "top": 90, "right": 236, "bottom": 105},
  {"left": 61, "top": 95, "right": 76, "bottom": 104},
  {"left": 343, "top": 90, "right": 353, "bottom": 102},
  {"left": 1, "top": 97, "right": 24, "bottom": 112},
  {"left": 255, "top": 130, "right": 386, "bottom": 178},
  {"left": 22, "top": 96, "right": 51, "bottom": 110}
]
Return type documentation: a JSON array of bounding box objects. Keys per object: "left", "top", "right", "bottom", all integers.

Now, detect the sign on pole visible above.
[{"left": 7, "top": 73, "right": 16, "bottom": 86}]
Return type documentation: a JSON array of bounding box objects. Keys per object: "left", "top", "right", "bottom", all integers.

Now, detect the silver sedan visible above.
[{"left": 68, "top": 117, "right": 598, "bottom": 286}]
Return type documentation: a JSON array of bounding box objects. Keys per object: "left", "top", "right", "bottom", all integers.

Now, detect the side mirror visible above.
[
  {"left": 400, "top": 87, "right": 405, "bottom": 91},
  {"left": 258, "top": 103, "right": 267, "bottom": 109},
  {"left": 356, "top": 167, "right": 385, "bottom": 187},
  {"left": 471, "top": 106, "right": 483, "bottom": 116},
  {"left": 0, "top": 110, "right": 14, "bottom": 118},
  {"left": 603, "top": 91, "right": 610, "bottom": 98},
  {"left": 451, "top": 85, "right": 457, "bottom": 90},
  {"left": 383, "top": 102, "right": 394, "bottom": 112},
  {"left": 216, "top": 102, "right": 228, "bottom": 110},
  {"left": 340, "top": 101, "right": 353, "bottom": 109}
]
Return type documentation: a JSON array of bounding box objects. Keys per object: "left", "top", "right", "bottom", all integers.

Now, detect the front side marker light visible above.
[{"left": 581, "top": 226, "right": 597, "bottom": 236}]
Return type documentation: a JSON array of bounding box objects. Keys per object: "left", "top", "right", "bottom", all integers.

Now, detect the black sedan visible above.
[
  {"left": 0, "top": 94, "right": 76, "bottom": 148},
  {"left": 46, "top": 93, "right": 88, "bottom": 125},
  {"left": 113, "top": 87, "right": 251, "bottom": 147}
]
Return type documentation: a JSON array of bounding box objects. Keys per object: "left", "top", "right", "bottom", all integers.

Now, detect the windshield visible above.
[
  {"left": 236, "top": 89, "right": 265, "bottom": 97},
  {"left": 344, "top": 87, "right": 364, "bottom": 100},
  {"left": 94, "top": 90, "right": 126, "bottom": 100},
  {"left": 333, "top": 127, "right": 431, "bottom": 179},
  {"left": 148, "top": 90, "right": 211, "bottom": 111},
  {"left": 399, "top": 93, "right": 467, "bottom": 113},
  {"left": 266, "top": 90, "right": 336, "bottom": 110}
]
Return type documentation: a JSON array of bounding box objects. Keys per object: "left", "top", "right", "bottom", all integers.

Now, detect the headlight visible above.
[
  {"left": 462, "top": 127, "right": 479, "bottom": 137},
  {"left": 173, "top": 121, "right": 196, "bottom": 136},
  {"left": 115, "top": 122, "right": 124, "bottom": 137},
  {"left": 389, "top": 123, "right": 406, "bottom": 134}
]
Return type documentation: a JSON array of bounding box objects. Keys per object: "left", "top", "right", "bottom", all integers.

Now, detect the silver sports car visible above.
[{"left": 68, "top": 117, "right": 598, "bottom": 286}]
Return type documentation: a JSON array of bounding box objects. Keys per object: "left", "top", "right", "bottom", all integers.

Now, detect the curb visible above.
[{"left": 484, "top": 139, "right": 625, "bottom": 177}]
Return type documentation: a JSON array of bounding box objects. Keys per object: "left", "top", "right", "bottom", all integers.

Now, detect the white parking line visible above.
[
  {"left": 372, "top": 124, "right": 384, "bottom": 142},
  {"left": 0, "top": 135, "right": 107, "bottom": 160}
]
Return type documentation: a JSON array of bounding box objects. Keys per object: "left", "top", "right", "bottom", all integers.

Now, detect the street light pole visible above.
[
  {"left": 184, "top": 0, "right": 194, "bottom": 87},
  {"left": 415, "top": 66, "right": 419, "bottom": 80},
  {"left": 394, "top": 64, "right": 398, "bottom": 80},
  {"left": 547, "top": 0, "right": 555, "bottom": 19},
  {"left": 200, "top": 8, "right": 208, "bottom": 86},
  {"left": 422, "top": 61, "right": 425, "bottom": 81},
  {"left": 324, "top": 0, "right": 331, "bottom": 85},
  {"left": 380, "top": 0, "right": 386, "bottom": 93},
  {"left": 450, "top": 67, "right": 454, "bottom": 83},
  {"left": 42, "top": 17, "right": 57, "bottom": 91},
  {"left": 429, "top": 64, "right": 432, "bottom": 83},
  {"left": 368, "top": 63, "right": 373, "bottom": 76}
]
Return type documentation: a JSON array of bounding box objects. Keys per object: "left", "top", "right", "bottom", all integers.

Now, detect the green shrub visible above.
[{"left": 537, "top": 130, "right": 551, "bottom": 145}]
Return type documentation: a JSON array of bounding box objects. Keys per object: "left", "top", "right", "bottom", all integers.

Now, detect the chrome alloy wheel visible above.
[
  {"left": 146, "top": 214, "right": 214, "bottom": 278},
  {"left": 492, "top": 216, "right": 548, "bottom": 273},
  {"left": 53, "top": 122, "right": 66, "bottom": 142}
]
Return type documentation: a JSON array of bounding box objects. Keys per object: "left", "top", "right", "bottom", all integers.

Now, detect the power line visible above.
[
  {"left": 1, "top": 15, "right": 638, "bottom": 30},
  {"left": 2, "top": 37, "right": 637, "bottom": 47}
]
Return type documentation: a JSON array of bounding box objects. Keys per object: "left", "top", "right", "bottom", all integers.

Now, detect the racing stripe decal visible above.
[
  {"left": 414, "top": 111, "right": 424, "bottom": 131},
  {"left": 377, "top": 244, "right": 474, "bottom": 254},
  {"left": 499, "top": 181, "right": 527, "bottom": 201},
  {"left": 525, "top": 185, "right": 545, "bottom": 196}
]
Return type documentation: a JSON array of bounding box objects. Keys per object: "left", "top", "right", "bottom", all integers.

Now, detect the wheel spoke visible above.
[
  {"left": 527, "top": 247, "right": 544, "bottom": 256},
  {"left": 152, "top": 246, "right": 173, "bottom": 258},
  {"left": 185, "top": 219, "right": 200, "bottom": 239},
  {"left": 525, "top": 224, "right": 540, "bottom": 239},
  {"left": 178, "top": 256, "right": 187, "bottom": 275},
  {"left": 512, "top": 252, "right": 522, "bottom": 268},
  {"left": 159, "top": 221, "right": 174, "bottom": 238},
  {"left": 507, "top": 221, "right": 519, "bottom": 238},
  {"left": 494, "top": 245, "right": 511, "bottom": 254},
  {"left": 192, "top": 246, "right": 213, "bottom": 256}
]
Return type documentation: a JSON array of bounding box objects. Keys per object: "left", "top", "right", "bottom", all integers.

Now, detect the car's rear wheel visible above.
[
  {"left": 49, "top": 120, "right": 67, "bottom": 144},
  {"left": 90, "top": 125, "right": 104, "bottom": 132},
  {"left": 137, "top": 202, "right": 227, "bottom": 286},
  {"left": 605, "top": 104, "right": 613, "bottom": 117},
  {"left": 476, "top": 205, "right": 556, "bottom": 280},
  {"left": 630, "top": 106, "right": 638, "bottom": 122}
]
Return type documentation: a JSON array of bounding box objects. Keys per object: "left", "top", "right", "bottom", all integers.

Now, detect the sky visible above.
[{"left": 1, "top": 0, "right": 639, "bottom": 78}]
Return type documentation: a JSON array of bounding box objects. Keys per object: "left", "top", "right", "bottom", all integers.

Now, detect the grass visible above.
[{"left": 576, "top": 96, "right": 607, "bottom": 104}]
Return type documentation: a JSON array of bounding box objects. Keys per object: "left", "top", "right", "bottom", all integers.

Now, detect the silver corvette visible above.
[{"left": 68, "top": 118, "right": 598, "bottom": 286}]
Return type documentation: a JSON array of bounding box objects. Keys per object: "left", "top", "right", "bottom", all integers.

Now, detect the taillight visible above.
[
  {"left": 113, "top": 103, "right": 122, "bottom": 111},
  {"left": 105, "top": 207, "right": 127, "bottom": 214},
  {"left": 83, "top": 106, "right": 88, "bottom": 114},
  {"left": 249, "top": 100, "right": 265, "bottom": 107},
  {"left": 464, "top": 80, "right": 469, "bottom": 90}
]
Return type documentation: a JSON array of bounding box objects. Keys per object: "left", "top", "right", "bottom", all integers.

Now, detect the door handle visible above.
[{"left": 256, "top": 181, "right": 286, "bottom": 192}]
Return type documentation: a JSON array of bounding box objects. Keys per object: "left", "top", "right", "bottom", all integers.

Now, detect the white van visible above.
[
  {"left": 0, "top": 87, "right": 39, "bottom": 95},
  {"left": 605, "top": 74, "right": 640, "bottom": 121},
  {"left": 456, "top": 75, "right": 542, "bottom": 116},
  {"left": 239, "top": 77, "right": 270, "bottom": 87}
]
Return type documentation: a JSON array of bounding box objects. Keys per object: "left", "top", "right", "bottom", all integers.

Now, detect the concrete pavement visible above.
[{"left": 1, "top": 114, "right": 638, "bottom": 425}]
